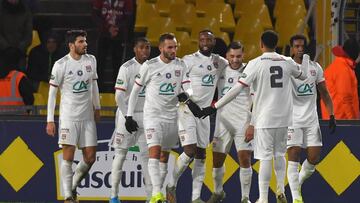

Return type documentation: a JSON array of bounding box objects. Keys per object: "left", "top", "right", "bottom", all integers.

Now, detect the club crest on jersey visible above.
[
  {"left": 175, "top": 70, "right": 181, "bottom": 77},
  {"left": 213, "top": 61, "right": 218, "bottom": 69},
  {"left": 310, "top": 69, "right": 316, "bottom": 76},
  {"left": 85, "top": 65, "right": 92, "bottom": 72},
  {"left": 166, "top": 73, "right": 171, "bottom": 79},
  {"left": 77, "top": 70, "right": 83, "bottom": 76}
]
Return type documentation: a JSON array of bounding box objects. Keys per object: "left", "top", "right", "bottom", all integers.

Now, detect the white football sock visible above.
[
  {"left": 72, "top": 160, "right": 91, "bottom": 191},
  {"left": 240, "top": 167, "right": 252, "bottom": 199},
  {"left": 168, "top": 152, "right": 192, "bottom": 187},
  {"left": 258, "top": 159, "right": 272, "bottom": 201},
  {"left": 274, "top": 156, "right": 286, "bottom": 194},
  {"left": 140, "top": 150, "right": 152, "bottom": 200},
  {"left": 110, "top": 149, "right": 127, "bottom": 198},
  {"left": 148, "top": 158, "right": 161, "bottom": 195},
  {"left": 299, "top": 159, "right": 315, "bottom": 185},
  {"left": 61, "top": 160, "right": 73, "bottom": 199},
  {"left": 159, "top": 162, "right": 168, "bottom": 189},
  {"left": 212, "top": 166, "right": 224, "bottom": 194},
  {"left": 192, "top": 159, "right": 205, "bottom": 201},
  {"left": 287, "top": 161, "right": 301, "bottom": 200}
]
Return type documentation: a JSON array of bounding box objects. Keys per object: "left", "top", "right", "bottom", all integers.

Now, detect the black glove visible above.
[
  {"left": 329, "top": 115, "right": 336, "bottom": 134},
  {"left": 125, "top": 116, "right": 139, "bottom": 134},
  {"left": 177, "top": 92, "right": 189, "bottom": 103},
  {"left": 201, "top": 106, "right": 217, "bottom": 119},
  {"left": 186, "top": 99, "right": 203, "bottom": 118}
]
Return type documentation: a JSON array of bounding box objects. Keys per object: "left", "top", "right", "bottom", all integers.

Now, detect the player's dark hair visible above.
[
  {"left": 199, "top": 29, "right": 214, "bottom": 36},
  {"left": 289, "top": 34, "right": 307, "bottom": 47},
  {"left": 261, "top": 30, "right": 278, "bottom": 49},
  {"left": 227, "top": 41, "right": 244, "bottom": 52},
  {"left": 159, "top": 33, "right": 176, "bottom": 44},
  {"left": 66, "top": 29, "right": 87, "bottom": 44},
  {"left": 134, "top": 37, "right": 150, "bottom": 47}
]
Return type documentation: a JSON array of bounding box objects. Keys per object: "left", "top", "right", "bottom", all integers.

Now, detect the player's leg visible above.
[
  {"left": 287, "top": 128, "right": 303, "bottom": 202},
  {"left": 299, "top": 126, "right": 322, "bottom": 186},
  {"left": 254, "top": 128, "right": 275, "bottom": 203},
  {"left": 167, "top": 112, "right": 196, "bottom": 194},
  {"left": 58, "top": 120, "right": 79, "bottom": 201},
  {"left": 160, "top": 150, "right": 170, "bottom": 188},
  {"left": 191, "top": 117, "right": 211, "bottom": 202},
  {"left": 207, "top": 121, "right": 231, "bottom": 203},
  {"left": 274, "top": 127, "right": 288, "bottom": 203},
  {"left": 138, "top": 132, "right": 152, "bottom": 202}
]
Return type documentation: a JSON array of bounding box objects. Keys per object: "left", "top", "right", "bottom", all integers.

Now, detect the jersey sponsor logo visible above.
[
  {"left": 166, "top": 73, "right": 172, "bottom": 79},
  {"left": 296, "top": 83, "right": 314, "bottom": 96},
  {"left": 116, "top": 79, "right": 124, "bottom": 85},
  {"left": 73, "top": 80, "right": 89, "bottom": 93},
  {"left": 159, "top": 82, "right": 177, "bottom": 95},
  {"left": 201, "top": 74, "right": 215, "bottom": 86},
  {"left": 86, "top": 65, "right": 92, "bottom": 72},
  {"left": 221, "top": 86, "right": 231, "bottom": 96},
  {"left": 77, "top": 70, "right": 83, "bottom": 76},
  {"left": 175, "top": 70, "right": 181, "bottom": 77}
]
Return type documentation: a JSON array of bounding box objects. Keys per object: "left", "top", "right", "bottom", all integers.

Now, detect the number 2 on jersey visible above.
[{"left": 270, "top": 66, "right": 283, "bottom": 88}]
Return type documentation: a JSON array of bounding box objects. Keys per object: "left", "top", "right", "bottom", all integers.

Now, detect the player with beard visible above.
[
  {"left": 166, "top": 30, "right": 228, "bottom": 203},
  {"left": 109, "top": 37, "right": 152, "bottom": 203},
  {"left": 46, "top": 30, "right": 101, "bottom": 202},
  {"left": 286, "top": 34, "right": 335, "bottom": 203},
  {"left": 126, "top": 33, "right": 188, "bottom": 203}
]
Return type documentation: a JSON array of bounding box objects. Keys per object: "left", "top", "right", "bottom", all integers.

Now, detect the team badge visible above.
[
  {"left": 175, "top": 70, "right": 181, "bottom": 77},
  {"left": 213, "top": 61, "right": 219, "bottom": 69},
  {"left": 86, "top": 65, "right": 92, "bottom": 72},
  {"left": 166, "top": 73, "right": 172, "bottom": 79},
  {"left": 310, "top": 70, "right": 316, "bottom": 76},
  {"left": 77, "top": 70, "right": 83, "bottom": 76},
  {"left": 115, "top": 133, "right": 124, "bottom": 144}
]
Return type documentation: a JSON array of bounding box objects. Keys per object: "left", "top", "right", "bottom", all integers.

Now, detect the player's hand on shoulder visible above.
[
  {"left": 329, "top": 115, "right": 336, "bottom": 134},
  {"left": 125, "top": 116, "right": 139, "bottom": 134},
  {"left": 177, "top": 92, "right": 189, "bottom": 103},
  {"left": 245, "top": 125, "right": 254, "bottom": 142},
  {"left": 46, "top": 122, "right": 56, "bottom": 137},
  {"left": 201, "top": 106, "right": 217, "bottom": 119}
]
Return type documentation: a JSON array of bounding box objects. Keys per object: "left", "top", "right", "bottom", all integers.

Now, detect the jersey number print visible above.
[{"left": 270, "top": 66, "right": 283, "bottom": 88}]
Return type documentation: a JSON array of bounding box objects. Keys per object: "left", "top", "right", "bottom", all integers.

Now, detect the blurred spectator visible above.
[
  {"left": 321, "top": 38, "right": 360, "bottom": 119},
  {"left": 23, "top": 0, "right": 38, "bottom": 13},
  {"left": 92, "top": 0, "right": 135, "bottom": 91},
  {"left": 27, "top": 31, "right": 64, "bottom": 89},
  {"left": 0, "top": 47, "right": 34, "bottom": 112},
  {"left": 0, "top": 0, "right": 33, "bottom": 56}
]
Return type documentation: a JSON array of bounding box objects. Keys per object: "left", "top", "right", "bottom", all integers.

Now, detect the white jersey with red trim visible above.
[
  {"left": 239, "top": 52, "right": 303, "bottom": 128},
  {"left": 49, "top": 54, "right": 98, "bottom": 121},
  {"left": 183, "top": 51, "right": 228, "bottom": 108},
  {"left": 115, "top": 57, "right": 146, "bottom": 113},
  {"left": 217, "top": 64, "right": 251, "bottom": 126},
  {"left": 135, "top": 56, "right": 187, "bottom": 122},
  {"left": 291, "top": 61, "right": 324, "bottom": 128}
]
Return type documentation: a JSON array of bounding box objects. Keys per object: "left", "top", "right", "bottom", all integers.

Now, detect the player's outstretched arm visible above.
[
  {"left": 297, "top": 54, "right": 310, "bottom": 80},
  {"left": 177, "top": 92, "right": 203, "bottom": 118},
  {"left": 318, "top": 82, "right": 336, "bottom": 133},
  {"left": 46, "top": 85, "right": 58, "bottom": 137}
]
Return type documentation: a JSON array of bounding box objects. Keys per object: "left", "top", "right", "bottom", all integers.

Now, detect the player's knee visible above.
[
  {"left": 287, "top": 146, "right": 301, "bottom": 162},
  {"left": 183, "top": 145, "right": 196, "bottom": 158},
  {"left": 307, "top": 155, "right": 320, "bottom": 165},
  {"left": 195, "top": 147, "right": 206, "bottom": 159},
  {"left": 84, "top": 156, "right": 96, "bottom": 165}
]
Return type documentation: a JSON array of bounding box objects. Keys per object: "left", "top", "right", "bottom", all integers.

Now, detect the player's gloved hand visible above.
[
  {"left": 125, "top": 116, "right": 139, "bottom": 134},
  {"left": 201, "top": 106, "right": 217, "bottom": 119},
  {"left": 329, "top": 115, "right": 336, "bottom": 134},
  {"left": 177, "top": 92, "right": 189, "bottom": 103}
]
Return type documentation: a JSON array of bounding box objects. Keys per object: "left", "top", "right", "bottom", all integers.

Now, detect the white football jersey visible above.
[
  {"left": 135, "top": 56, "right": 187, "bottom": 122},
  {"left": 291, "top": 61, "right": 324, "bottom": 127},
  {"left": 239, "top": 52, "right": 303, "bottom": 128},
  {"left": 217, "top": 64, "right": 252, "bottom": 126},
  {"left": 49, "top": 54, "right": 98, "bottom": 121},
  {"left": 183, "top": 51, "right": 228, "bottom": 107},
  {"left": 115, "top": 57, "right": 146, "bottom": 114}
]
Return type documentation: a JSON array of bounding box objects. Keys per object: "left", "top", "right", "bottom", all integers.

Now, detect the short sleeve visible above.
[
  {"left": 135, "top": 63, "right": 151, "bottom": 86},
  {"left": 238, "top": 59, "right": 258, "bottom": 87},
  {"left": 49, "top": 62, "right": 64, "bottom": 87},
  {"left": 115, "top": 66, "right": 129, "bottom": 91}
]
